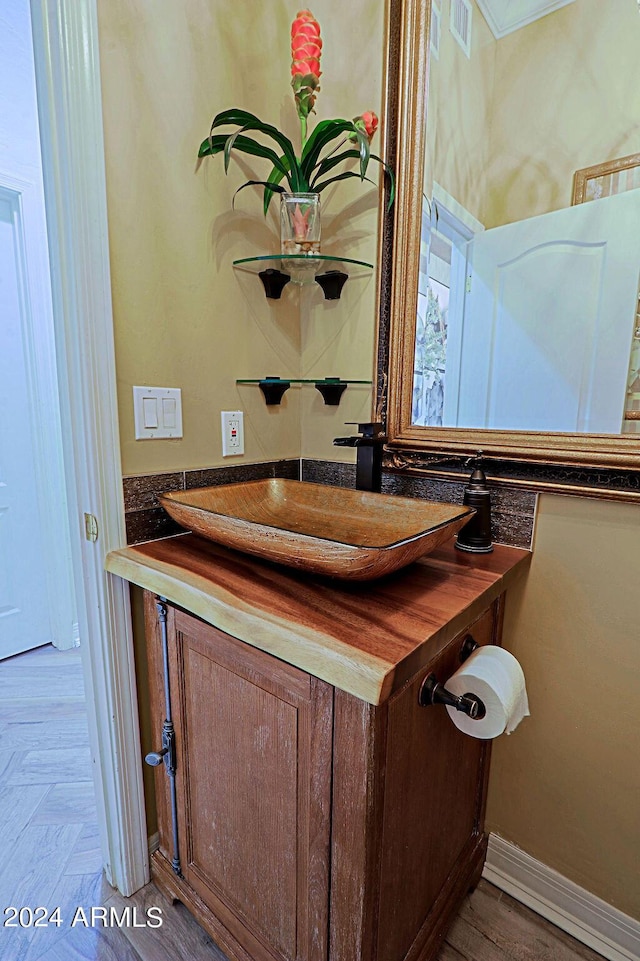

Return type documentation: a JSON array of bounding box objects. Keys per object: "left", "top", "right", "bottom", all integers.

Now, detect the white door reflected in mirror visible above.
[{"left": 413, "top": 188, "right": 640, "bottom": 434}]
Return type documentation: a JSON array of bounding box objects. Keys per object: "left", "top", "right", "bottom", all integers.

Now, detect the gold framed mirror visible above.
[{"left": 381, "top": 0, "right": 640, "bottom": 474}]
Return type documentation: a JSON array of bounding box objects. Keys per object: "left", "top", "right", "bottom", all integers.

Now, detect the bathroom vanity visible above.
[{"left": 106, "top": 533, "right": 530, "bottom": 961}]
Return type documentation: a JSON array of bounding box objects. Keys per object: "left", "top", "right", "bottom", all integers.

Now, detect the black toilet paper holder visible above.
[
  {"left": 418, "top": 634, "right": 486, "bottom": 719},
  {"left": 459, "top": 634, "right": 479, "bottom": 662}
]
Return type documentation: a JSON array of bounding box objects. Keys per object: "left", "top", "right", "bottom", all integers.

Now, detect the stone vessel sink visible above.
[{"left": 159, "top": 479, "right": 474, "bottom": 581}]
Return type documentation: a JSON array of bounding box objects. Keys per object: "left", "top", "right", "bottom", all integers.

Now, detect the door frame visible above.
[
  {"left": 30, "top": 0, "right": 148, "bottom": 895},
  {"left": 429, "top": 184, "right": 483, "bottom": 427}
]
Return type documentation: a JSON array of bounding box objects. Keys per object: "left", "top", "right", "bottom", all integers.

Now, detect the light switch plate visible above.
[{"left": 133, "top": 386, "right": 183, "bottom": 440}]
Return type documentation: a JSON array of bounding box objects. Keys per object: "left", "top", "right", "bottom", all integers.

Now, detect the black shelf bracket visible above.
[
  {"left": 315, "top": 270, "right": 348, "bottom": 300},
  {"left": 258, "top": 268, "right": 291, "bottom": 299},
  {"left": 314, "top": 378, "right": 348, "bottom": 405},
  {"left": 258, "top": 377, "right": 291, "bottom": 405}
]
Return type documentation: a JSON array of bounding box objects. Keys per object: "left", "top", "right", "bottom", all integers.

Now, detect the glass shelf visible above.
[
  {"left": 236, "top": 378, "right": 372, "bottom": 385},
  {"left": 236, "top": 376, "right": 372, "bottom": 406},
  {"left": 232, "top": 254, "right": 373, "bottom": 300}
]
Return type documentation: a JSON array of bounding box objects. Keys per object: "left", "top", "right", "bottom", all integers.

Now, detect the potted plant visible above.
[{"left": 198, "top": 9, "right": 394, "bottom": 255}]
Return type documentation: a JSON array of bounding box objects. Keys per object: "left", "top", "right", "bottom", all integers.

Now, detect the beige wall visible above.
[
  {"left": 488, "top": 494, "right": 640, "bottom": 920},
  {"left": 426, "top": 0, "right": 640, "bottom": 228},
  {"left": 97, "top": 0, "right": 384, "bottom": 476},
  {"left": 485, "top": 0, "right": 640, "bottom": 227},
  {"left": 424, "top": 0, "right": 497, "bottom": 224}
]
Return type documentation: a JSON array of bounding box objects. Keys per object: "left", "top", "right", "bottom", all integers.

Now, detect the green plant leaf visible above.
[
  {"left": 367, "top": 152, "right": 396, "bottom": 209},
  {"left": 351, "top": 127, "right": 371, "bottom": 180},
  {"left": 314, "top": 170, "right": 378, "bottom": 193},
  {"left": 263, "top": 163, "right": 288, "bottom": 215},
  {"left": 209, "top": 107, "right": 270, "bottom": 133},
  {"left": 224, "top": 123, "right": 298, "bottom": 182},
  {"left": 233, "top": 180, "right": 287, "bottom": 209},
  {"left": 310, "top": 149, "right": 395, "bottom": 209},
  {"left": 300, "top": 119, "right": 356, "bottom": 182},
  {"left": 198, "top": 133, "right": 287, "bottom": 176},
  {"left": 199, "top": 134, "right": 228, "bottom": 158},
  {"left": 210, "top": 110, "right": 301, "bottom": 191},
  {"left": 310, "top": 148, "right": 362, "bottom": 183},
  {"left": 262, "top": 162, "right": 316, "bottom": 214},
  {"left": 200, "top": 110, "right": 395, "bottom": 212}
]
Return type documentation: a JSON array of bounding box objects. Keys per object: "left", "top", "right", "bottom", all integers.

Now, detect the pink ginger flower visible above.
[
  {"left": 351, "top": 111, "right": 379, "bottom": 142},
  {"left": 291, "top": 10, "right": 322, "bottom": 124}
]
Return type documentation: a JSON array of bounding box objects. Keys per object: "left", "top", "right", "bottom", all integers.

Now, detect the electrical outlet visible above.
[{"left": 221, "top": 410, "right": 244, "bottom": 457}]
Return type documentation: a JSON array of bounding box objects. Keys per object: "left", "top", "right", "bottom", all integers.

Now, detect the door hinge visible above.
[{"left": 84, "top": 513, "right": 99, "bottom": 542}]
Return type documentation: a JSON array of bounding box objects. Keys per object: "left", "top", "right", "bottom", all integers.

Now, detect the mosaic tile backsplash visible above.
[
  {"left": 301, "top": 461, "right": 536, "bottom": 549},
  {"left": 124, "top": 458, "right": 535, "bottom": 550},
  {"left": 123, "top": 459, "right": 299, "bottom": 544}
]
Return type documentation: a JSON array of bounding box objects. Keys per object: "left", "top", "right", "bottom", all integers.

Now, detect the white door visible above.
[
  {"left": 0, "top": 192, "right": 53, "bottom": 658},
  {"left": 0, "top": 1, "right": 76, "bottom": 660},
  {"left": 452, "top": 189, "right": 640, "bottom": 432}
]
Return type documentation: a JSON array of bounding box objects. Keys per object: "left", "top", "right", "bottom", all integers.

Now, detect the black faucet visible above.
[{"left": 333, "top": 422, "right": 386, "bottom": 493}]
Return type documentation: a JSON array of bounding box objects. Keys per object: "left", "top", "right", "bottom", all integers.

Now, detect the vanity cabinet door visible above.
[{"left": 146, "top": 596, "right": 333, "bottom": 961}]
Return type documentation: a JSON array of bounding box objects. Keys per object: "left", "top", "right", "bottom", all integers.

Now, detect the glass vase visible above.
[{"left": 280, "top": 192, "right": 321, "bottom": 256}]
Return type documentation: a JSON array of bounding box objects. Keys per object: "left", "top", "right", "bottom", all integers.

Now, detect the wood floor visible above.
[{"left": 0, "top": 645, "right": 604, "bottom": 961}]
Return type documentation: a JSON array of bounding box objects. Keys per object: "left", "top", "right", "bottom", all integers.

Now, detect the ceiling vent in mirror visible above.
[
  {"left": 450, "top": 0, "right": 472, "bottom": 57},
  {"left": 430, "top": 2, "right": 441, "bottom": 60}
]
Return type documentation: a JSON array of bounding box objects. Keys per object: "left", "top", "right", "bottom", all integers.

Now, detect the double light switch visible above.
[{"left": 133, "top": 386, "right": 183, "bottom": 439}]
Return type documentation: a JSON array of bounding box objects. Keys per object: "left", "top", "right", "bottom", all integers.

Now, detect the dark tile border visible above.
[
  {"left": 302, "top": 459, "right": 535, "bottom": 550},
  {"left": 123, "top": 459, "right": 300, "bottom": 544},
  {"left": 123, "top": 471, "right": 185, "bottom": 513},
  {"left": 301, "top": 459, "right": 356, "bottom": 489},
  {"left": 124, "top": 457, "right": 534, "bottom": 550},
  {"left": 380, "top": 471, "right": 535, "bottom": 550},
  {"left": 184, "top": 460, "right": 299, "bottom": 490}
]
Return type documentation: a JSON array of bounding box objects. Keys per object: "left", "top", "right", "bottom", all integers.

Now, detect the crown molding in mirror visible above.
[{"left": 377, "top": 0, "right": 640, "bottom": 498}]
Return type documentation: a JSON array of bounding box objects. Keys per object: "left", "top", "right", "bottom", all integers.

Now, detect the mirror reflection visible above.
[{"left": 413, "top": 0, "right": 640, "bottom": 436}]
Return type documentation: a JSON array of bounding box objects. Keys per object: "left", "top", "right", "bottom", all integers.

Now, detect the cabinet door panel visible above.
[
  {"left": 170, "top": 608, "right": 332, "bottom": 961},
  {"left": 377, "top": 605, "right": 496, "bottom": 961}
]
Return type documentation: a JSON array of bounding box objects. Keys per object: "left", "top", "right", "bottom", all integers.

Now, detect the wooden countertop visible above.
[{"left": 106, "top": 534, "right": 531, "bottom": 705}]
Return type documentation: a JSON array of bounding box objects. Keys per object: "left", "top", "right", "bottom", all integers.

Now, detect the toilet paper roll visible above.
[{"left": 444, "top": 646, "right": 529, "bottom": 739}]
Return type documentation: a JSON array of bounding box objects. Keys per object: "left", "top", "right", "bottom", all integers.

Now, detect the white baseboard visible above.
[{"left": 483, "top": 834, "right": 640, "bottom": 961}]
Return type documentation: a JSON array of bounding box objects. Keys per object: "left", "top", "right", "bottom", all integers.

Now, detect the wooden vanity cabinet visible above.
[{"left": 144, "top": 589, "right": 502, "bottom": 961}]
